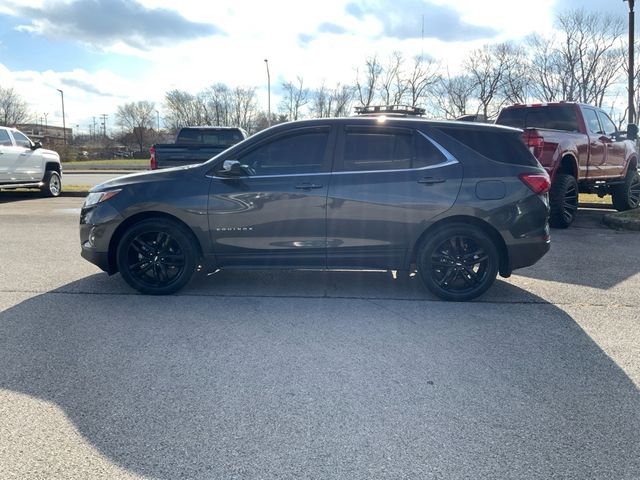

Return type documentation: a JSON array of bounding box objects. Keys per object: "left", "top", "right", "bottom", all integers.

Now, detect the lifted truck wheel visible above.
[
  {"left": 40, "top": 170, "right": 61, "bottom": 197},
  {"left": 611, "top": 168, "right": 640, "bottom": 211},
  {"left": 549, "top": 173, "right": 578, "bottom": 228}
]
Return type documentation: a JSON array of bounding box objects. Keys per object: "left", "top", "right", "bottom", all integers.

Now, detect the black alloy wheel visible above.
[
  {"left": 612, "top": 169, "right": 640, "bottom": 211},
  {"left": 418, "top": 224, "right": 499, "bottom": 301},
  {"left": 116, "top": 219, "right": 197, "bottom": 295},
  {"left": 549, "top": 174, "right": 578, "bottom": 228}
]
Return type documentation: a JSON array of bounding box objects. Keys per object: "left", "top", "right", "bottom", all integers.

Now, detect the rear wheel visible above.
[
  {"left": 116, "top": 219, "right": 198, "bottom": 295},
  {"left": 417, "top": 224, "right": 499, "bottom": 301},
  {"left": 40, "top": 170, "right": 61, "bottom": 197},
  {"left": 549, "top": 173, "right": 578, "bottom": 228},
  {"left": 611, "top": 168, "right": 640, "bottom": 211}
]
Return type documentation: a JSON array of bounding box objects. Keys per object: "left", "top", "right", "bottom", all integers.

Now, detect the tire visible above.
[
  {"left": 611, "top": 168, "right": 640, "bottom": 212},
  {"left": 548, "top": 173, "right": 578, "bottom": 229},
  {"left": 40, "top": 170, "right": 61, "bottom": 197},
  {"left": 116, "top": 218, "right": 198, "bottom": 295},
  {"left": 417, "top": 224, "right": 499, "bottom": 302}
]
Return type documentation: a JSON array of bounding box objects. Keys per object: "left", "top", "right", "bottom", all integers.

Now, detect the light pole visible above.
[
  {"left": 155, "top": 110, "right": 160, "bottom": 131},
  {"left": 264, "top": 59, "right": 271, "bottom": 127},
  {"left": 43, "top": 112, "right": 48, "bottom": 136},
  {"left": 624, "top": 0, "right": 635, "bottom": 125},
  {"left": 56, "top": 88, "right": 66, "bottom": 145}
]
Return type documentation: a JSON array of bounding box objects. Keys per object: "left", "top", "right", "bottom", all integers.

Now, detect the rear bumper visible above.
[{"left": 507, "top": 236, "right": 550, "bottom": 273}]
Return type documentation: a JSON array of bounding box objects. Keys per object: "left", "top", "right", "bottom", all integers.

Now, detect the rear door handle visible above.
[
  {"left": 418, "top": 177, "right": 446, "bottom": 185},
  {"left": 295, "top": 183, "right": 324, "bottom": 190}
]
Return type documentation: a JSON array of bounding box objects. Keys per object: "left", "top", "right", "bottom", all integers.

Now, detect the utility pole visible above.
[
  {"left": 56, "top": 89, "right": 66, "bottom": 145},
  {"left": 625, "top": 0, "right": 635, "bottom": 125},
  {"left": 264, "top": 59, "right": 271, "bottom": 127},
  {"left": 92, "top": 117, "right": 97, "bottom": 141},
  {"left": 101, "top": 114, "right": 108, "bottom": 138}
]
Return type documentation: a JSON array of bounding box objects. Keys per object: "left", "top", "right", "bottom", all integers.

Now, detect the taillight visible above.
[
  {"left": 149, "top": 146, "right": 157, "bottom": 170},
  {"left": 523, "top": 129, "right": 544, "bottom": 160},
  {"left": 519, "top": 172, "right": 551, "bottom": 195}
]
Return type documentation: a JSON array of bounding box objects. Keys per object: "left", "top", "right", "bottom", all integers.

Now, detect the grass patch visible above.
[
  {"left": 579, "top": 193, "right": 612, "bottom": 205},
  {"left": 63, "top": 184, "right": 92, "bottom": 192},
  {"left": 610, "top": 208, "right": 640, "bottom": 220},
  {"left": 62, "top": 158, "right": 148, "bottom": 167}
]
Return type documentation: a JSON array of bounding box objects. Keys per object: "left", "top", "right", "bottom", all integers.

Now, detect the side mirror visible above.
[
  {"left": 31, "top": 141, "right": 43, "bottom": 150},
  {"left": 217, "top": 159, "right": 249, "bottom": 176},
  {"left": 627, "top": 123, "right": 638, "bottom": 141}
]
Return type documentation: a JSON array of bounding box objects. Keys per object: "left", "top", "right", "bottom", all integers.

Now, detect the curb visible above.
[{"left": 603, "top": 212, "right": 640, "bottom": 231}]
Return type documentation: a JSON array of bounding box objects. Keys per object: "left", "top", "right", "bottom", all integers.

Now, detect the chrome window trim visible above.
[{"left": 206, "top": 131, "right": 458, "bottom": 179}]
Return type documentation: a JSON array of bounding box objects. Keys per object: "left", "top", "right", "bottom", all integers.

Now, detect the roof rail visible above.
[{"left": 354, "top": 105, "right": 426, "bottom": 116}]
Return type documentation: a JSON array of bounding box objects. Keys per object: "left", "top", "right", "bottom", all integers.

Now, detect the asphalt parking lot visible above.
[{"left": 1, "top": 194, "right": 639, "bottom": 479}]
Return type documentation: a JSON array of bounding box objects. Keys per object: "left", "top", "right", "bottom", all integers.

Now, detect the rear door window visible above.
[{"left": 337, "top": 126, "right": 446, "bottom": 172}]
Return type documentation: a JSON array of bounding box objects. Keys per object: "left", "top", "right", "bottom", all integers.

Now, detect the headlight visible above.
[{"left": 84, "top": 189, "right": 121, "bottom": 207}]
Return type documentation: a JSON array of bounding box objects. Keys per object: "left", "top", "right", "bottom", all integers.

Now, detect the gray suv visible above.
[{"left": 80, "top": 117, "right": 550, "bottom": 301}]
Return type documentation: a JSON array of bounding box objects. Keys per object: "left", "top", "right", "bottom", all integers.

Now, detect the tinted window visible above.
[
  {"left": 342, "top": 128, "right": 412, "bottom": 171},
  {"left": 12, "top": 131, "right": 31, "bottom": 148},
  {"left": 498, "top": 105, "right": 579, "bottom": 132},
  {"left": 436, "top": 127, "right": 539, "bottom": 166},
  {"left": 583, "top": 109, "right": 602, "bottom": 134},
  {"left": 178, "top": 129, "right": 243, "bottom": 146},
  {"left": 414, "top": 132, "right": 447, "bottom": 168},
  {"left": 0, "top": 129, "right": 12, "bottom": 146},
  {"left": 238, "top": 130, "right": 329, "bottom": 175},
  {"left": 597, "top": 111, "right": 617, "bottom": 136}
]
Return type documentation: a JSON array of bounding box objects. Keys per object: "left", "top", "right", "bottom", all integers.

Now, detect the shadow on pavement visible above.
[
  {"left": 1, "top": 275, "right": 638, "bottom": 479},
  {"left": 516, "top": 208, "right": 640, "bottom": 290}
]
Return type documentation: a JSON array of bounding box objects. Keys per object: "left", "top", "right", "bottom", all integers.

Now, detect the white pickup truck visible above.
[{"left": 0, "top": 126, "right": 62, "bottom": 196}]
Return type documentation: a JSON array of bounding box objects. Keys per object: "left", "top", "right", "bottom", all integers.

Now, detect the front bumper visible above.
[{"left": 79, "top": 202, "right": 124, "bottom": 274}]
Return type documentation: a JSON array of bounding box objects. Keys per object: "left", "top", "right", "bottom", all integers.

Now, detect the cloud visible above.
[
  {"left": 318, "top": 22, "right": 348, "bottom": 35},
  {"left": 8, "top": 0, "right": 222, "bottom": 50},
  {"left": 60, "top": 78, "right": 116, "bottom": 97},
  {"left": 345, "top": 0, "right": 497, "bottom": 41},
  {"left": 297, "top": 33, "right": 315, "bottom": 47}
]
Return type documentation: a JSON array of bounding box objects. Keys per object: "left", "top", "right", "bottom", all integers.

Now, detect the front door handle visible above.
[
  {"left": 418, "top": 177, "right": 446, "bottom": 185},
  {"left": 295, "top": 183, "right": 324, "bottom": 190}
]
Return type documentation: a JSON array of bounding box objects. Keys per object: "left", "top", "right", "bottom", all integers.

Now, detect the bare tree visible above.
[
  {"left": 279, "top": 76, "right": 309, "bottom": 121},
  {"left": 115, "top": 100, "right": 155, "bottom": 153},
  {"left": 431, "top": 73, "right": 476, "bottom": 119},
  {"left": 0, "top": 87, "right": 29, "bottom": 127},
  {"left": 528, "top": 10, "right": 624, "bottom": 105},
  {"left": 329, "top": 83, "right": 355, "bottom": 116},
  {"left": 464, "top": 42, "right": 516, "bottom": 119},
  {"left": 163, "top": 90, "right": 207, "bottom": 131},
  {"left": 378, "top": 51, "right": 409, "bottom": 105},
  {"left": 202, "top": 83, "right": 233, "bottom": 125},
  {"left": 556, "top": 9, "right": 624, "bottom": 106},
  {"left": 405, "top": 56, "right": 439, "bottom": 107},
  {"left": 355, "top": 56, "right": 382, "bottom": 107},
  {"left": 230, "top": 87, "right": 258, "bottom": 132}
]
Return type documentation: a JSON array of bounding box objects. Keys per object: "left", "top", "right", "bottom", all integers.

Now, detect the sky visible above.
[{"left": 0, "top": 0, "right": 630, "bottom": 133}]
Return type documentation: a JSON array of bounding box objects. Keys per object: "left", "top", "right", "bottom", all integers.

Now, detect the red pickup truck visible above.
[{"left": 496, "top": 102, "right": 639, "bottom": 228}]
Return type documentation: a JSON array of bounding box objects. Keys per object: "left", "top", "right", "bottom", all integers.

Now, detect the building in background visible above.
[{"left": 15, "top": 123, "right": 72, "bottom": 148}]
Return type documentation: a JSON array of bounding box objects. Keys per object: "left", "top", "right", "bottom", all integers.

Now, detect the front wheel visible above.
[
  {"left": 40, "top": 170, "right": 61, "bottom": 197},
  {"left": 417, "top": 224, "right": 499, "bottom": 302},
  {"left": 611, "top": 168, "right": 640, "bottom": 211},
  {"left": 116, "top": 219, "right": 198, "bottom": 295}
]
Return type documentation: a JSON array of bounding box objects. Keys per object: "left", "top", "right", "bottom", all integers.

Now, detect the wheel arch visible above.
[
  {"left": 107, "top": 211, "right": 203, "bottom": 274},
  {"left": 45, "top": 162, "right": 61, "bottom": 174},
  {"left": 555, "top": 153, "right": 578, "bottom": 180},
  {"left": 410, "top": 215, "right": 510, "bottom": 277}
]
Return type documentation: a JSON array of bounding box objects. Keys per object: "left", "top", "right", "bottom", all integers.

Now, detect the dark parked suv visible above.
[{"left": 80, "top": 117, "right": 550, "bottom": 301}]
